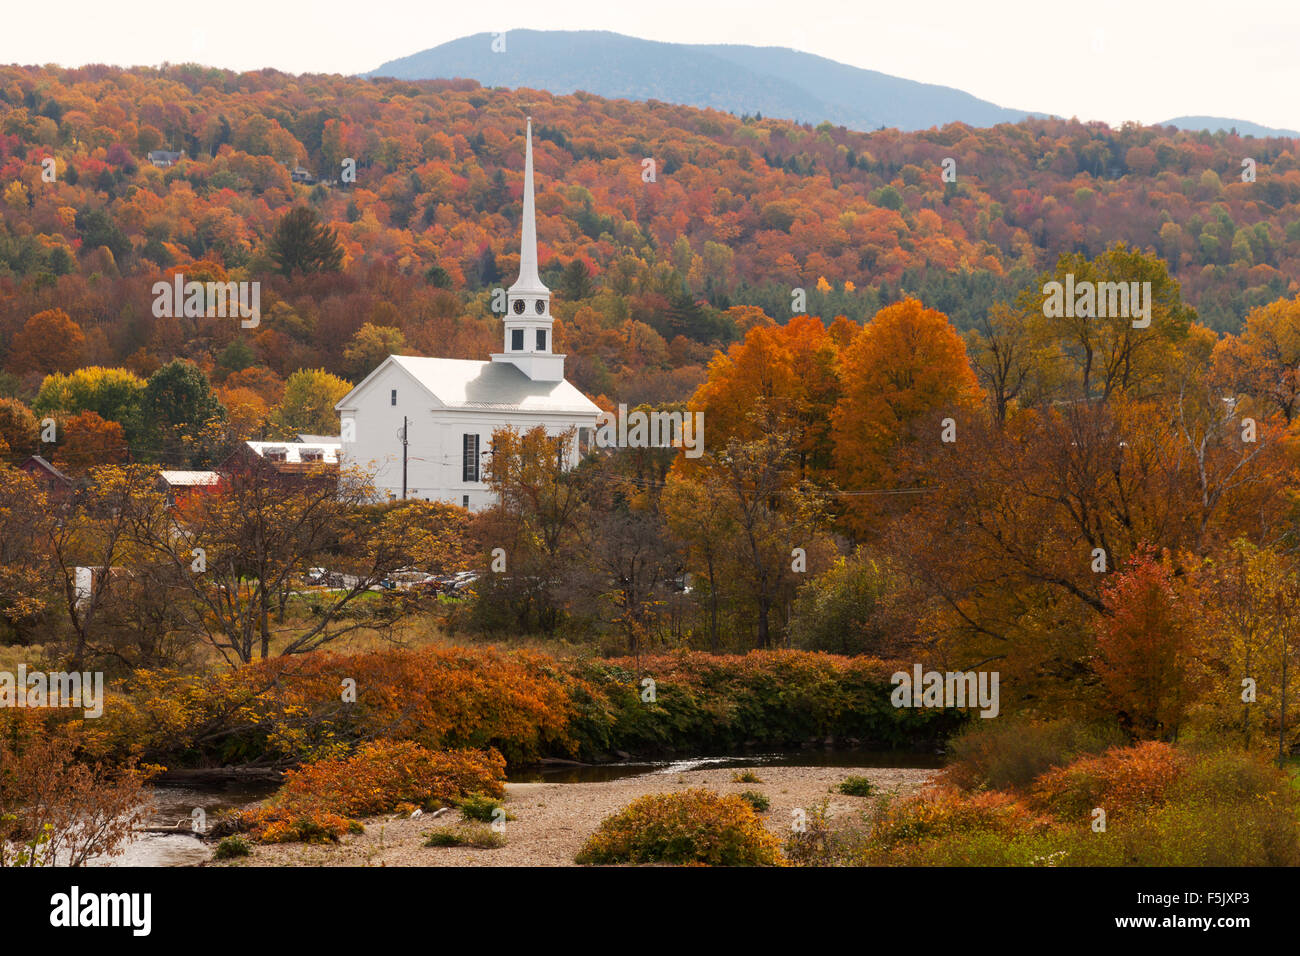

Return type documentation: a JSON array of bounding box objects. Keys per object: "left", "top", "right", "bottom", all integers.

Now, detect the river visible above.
[
  {"left": 112, "top": 749, "right": 942, "bottom": 865},
  {"left": 92, "top": 780, "right": 279, "bottom": 867}
]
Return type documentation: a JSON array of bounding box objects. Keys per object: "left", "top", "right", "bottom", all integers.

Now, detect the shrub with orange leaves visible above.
[
  {"left": 869, "top": 787, "right": 1054, "bottom": 853},
  {"left": 575, "top": 788, "right": 785, "bottom": 866},
  {"left": 104, "top": 647, "right": 950, "bottom": 769},
  {"left": 106, "top": 645, "right": 581, "bottom": 767},
  {"left": 243, "top": 741, "right": 505, "bottom": 843},
  {"left": 1028, "top": 741, "right": 1187, "bottom": 822}
]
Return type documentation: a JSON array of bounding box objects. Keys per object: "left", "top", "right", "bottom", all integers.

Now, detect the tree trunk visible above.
[{"left": 707, "top": 557, "right": 719, "bottom": 653}]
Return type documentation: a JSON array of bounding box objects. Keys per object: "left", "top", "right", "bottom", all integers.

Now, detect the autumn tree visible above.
[
  {"left": 694, "top": 429, "right": 831, "bottom": 648},
  {"left": 6, "top": 309, "right": 85, "bottom": 376},
  {"left": 0, "top": 467, "right": 56, "bottom": 640},
  {"left": 478, "top": 426, "right": 592, "bottom": 634},
  {"left": 34, "top": 367, "right": 146, "bottom": 441},
  {"left": 690, "top": 314, "right": 842, "bottom": 478},
  {"left": 1210, "top": 295, "right": 1300, "bottom": 423},
  {"left": 343, "top": 323, "right": 405, "bottom": 379},
  {"left": 965, "top": 302, "right": 1047, "bottom": 426},
  {"left": 269, "top": 368, "right": 350, "bottom": 436},
  {"left": 0, "top": 398, "right": 39, "bottom": 456},
  {"left": 663, "top": 472, "right": 733, "bottom": 650},
  {"left": 137, "top": 464, "right": 431, "bottom": 665},
  {"left": 574, "top": 449, "right": 680, "bottom": 655},
  {"left": 1095, "top": 548, "right": 1197, "bottom": 740},
  {"left": 48, "top": 412, "right": 128, "bottom": 472},
  {"left": 0, "top": 719, "right": 151, "bottom": 867},
  {"left": 1194, "top": 542, "right": 1300, "bottom": 759},
  {"left": 1022, "top": 243, "right": 1196, "bottom": 404},
  {"left": 788, "top": 549, "right": 904, "bottom": 656},
  {"left": 44, "top": 466, "right": 172, "bottom": 669},
  {"left": 831, "top": 297, "right": 981, "bottom": 536}
]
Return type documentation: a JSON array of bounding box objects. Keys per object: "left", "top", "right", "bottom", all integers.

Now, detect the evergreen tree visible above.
[{"left": 267, "top": 206, "right": 343, "bottom": 277}]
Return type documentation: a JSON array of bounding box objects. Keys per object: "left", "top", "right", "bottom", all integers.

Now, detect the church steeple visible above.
[
  {"left": 493, "top": 117, "right": 565, "bottom": 382},
  {"left": 510, "top": 118, "right": 547, "bottom": 297}
]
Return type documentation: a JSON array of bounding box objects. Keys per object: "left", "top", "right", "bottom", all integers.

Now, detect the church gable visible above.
[{"left": 334, "top": 355, "right": 447, "bottom": 414}]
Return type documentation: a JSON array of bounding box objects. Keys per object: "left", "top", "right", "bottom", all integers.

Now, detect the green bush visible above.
[
  {"left": 458, "top": 793, "right": 510, "bottom": 823},
  {"left": 212, "top": 835, "right": 251, "bottom": 860},
  {"left": 424, "top": 825, "right": 505, "bottom": 849},
  {"left": 788, "top": 551, "right": 897, "bottom": 655},
  {"left": 739, "top": 790, "right": 770, "bottom": 812},
  {"left": 576, "top": 789, "right": 785, "bottom": 866},
  {"left": 732, "top": 770, "right": 762, "bottom": 784},
  {"left": 838, "top": 775, "right": 874, "bottom": 797},
  {"left": 944, "top": 717, "right": 1124, "bottom": 793}
]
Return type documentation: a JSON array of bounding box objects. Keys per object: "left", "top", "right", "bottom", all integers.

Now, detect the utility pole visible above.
[{"left": 401, "top": 416, "right": 409, "bottom": 499}]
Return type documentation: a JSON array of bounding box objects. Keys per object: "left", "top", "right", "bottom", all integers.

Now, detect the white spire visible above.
[{"left": 509, "top": 118, "right": 547, "bottom": 294}]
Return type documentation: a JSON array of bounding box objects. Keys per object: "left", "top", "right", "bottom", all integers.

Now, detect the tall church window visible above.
[
  {"left": 463, "top": 433, "right": 481, "bottom": 482},
  {"left": 511, "top": 329, "right": 524, "bottom": 351},
  {"left": 536, "top": 329, "right": 547, "bottom": 351}
]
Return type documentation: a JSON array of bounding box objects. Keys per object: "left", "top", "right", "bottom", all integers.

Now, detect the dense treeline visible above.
[{"left": 1, "top": 64, "right": 1299, "bottom": 418}]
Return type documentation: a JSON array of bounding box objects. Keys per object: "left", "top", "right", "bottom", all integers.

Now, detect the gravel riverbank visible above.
[{"left": 213, "top": 764, "right": 937, "bottom": 867}]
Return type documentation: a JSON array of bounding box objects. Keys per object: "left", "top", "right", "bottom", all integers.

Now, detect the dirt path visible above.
[{"left": 216, "top": 764, "right": 936, "bottom": 867}]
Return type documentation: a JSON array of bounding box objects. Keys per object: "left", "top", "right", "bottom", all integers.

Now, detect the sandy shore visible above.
[{"left": 213, "top": 764, "right": 936, "bottom": 867}]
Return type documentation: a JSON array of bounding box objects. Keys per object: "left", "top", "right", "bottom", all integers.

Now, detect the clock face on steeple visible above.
[
  {"left": 534, "top": 299, "right": 546, "bottom": 314},
  {"left": 512, "top": 299, "right": 525, "bottom": 314}
]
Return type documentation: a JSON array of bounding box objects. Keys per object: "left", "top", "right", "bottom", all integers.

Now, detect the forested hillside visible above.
[{"left": 1, "top": 62, "right": 1299, "bottom": 414}]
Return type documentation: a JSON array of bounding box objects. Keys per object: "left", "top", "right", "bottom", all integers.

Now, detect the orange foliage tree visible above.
[{"left": 1094, "top": 549, "right": 1197, "bottom": 740}]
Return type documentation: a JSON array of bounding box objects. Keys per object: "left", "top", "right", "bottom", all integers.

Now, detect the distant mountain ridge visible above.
[
  {"left": 367, "top": 29, "right": 1042, "bottom": 132},
  {"left": 1159, "top": 115, "right": 1300, "bottom": 139},
  {"left": 370, "top": 31, "right": 1298, "bottom": 139}
]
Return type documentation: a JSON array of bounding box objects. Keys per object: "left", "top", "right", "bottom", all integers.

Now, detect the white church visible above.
[{"left": 334, "top": 120, "right": 601, "bottom": 510}]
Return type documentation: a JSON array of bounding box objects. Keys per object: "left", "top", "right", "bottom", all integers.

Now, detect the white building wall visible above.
[{"left": 338, "top": 365, "right": 598, "bottom": 510}]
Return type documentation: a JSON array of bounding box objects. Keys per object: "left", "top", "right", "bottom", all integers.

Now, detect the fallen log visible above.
[{"left": 152, "top": 767, "right": 284, "bottom": 785}]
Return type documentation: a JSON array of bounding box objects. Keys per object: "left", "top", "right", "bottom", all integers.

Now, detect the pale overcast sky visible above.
[{"left": 3, "top": 0, "right": 1297, "bottom": 131}]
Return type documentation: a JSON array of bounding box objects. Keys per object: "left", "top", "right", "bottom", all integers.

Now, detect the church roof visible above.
[{"left": 336, "top": 355, "right": 600, "bottom": 416}]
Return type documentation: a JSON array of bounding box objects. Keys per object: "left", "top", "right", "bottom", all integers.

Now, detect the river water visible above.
[
  {"left": 92, "top": 780, "right": 278, "bottom": 867},
  {"left": 112, "top": 749, "right": 941, "bottom": 865},
  {"left": 506, "top": 749, "right": 945, "bottom": 782}
]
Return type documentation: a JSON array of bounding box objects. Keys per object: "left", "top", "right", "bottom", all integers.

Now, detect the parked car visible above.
[
  {"left": 305, "top": 567, "right": 357, "bottom": 588},
  {"left": 447, "top": 571, "right": 479, "bottom": 594}
]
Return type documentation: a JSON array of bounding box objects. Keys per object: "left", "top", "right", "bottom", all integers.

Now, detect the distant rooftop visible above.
[
  {"left": 245, "top": 441, "right": 340, "bottom": 464},
  {"left": 159, "top": 470, "right": 220, "bottom": 486}
]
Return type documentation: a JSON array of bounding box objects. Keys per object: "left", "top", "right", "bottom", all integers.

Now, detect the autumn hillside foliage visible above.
[{"left": 2, "top": 63, "right": 1300, "bottom": 417}]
